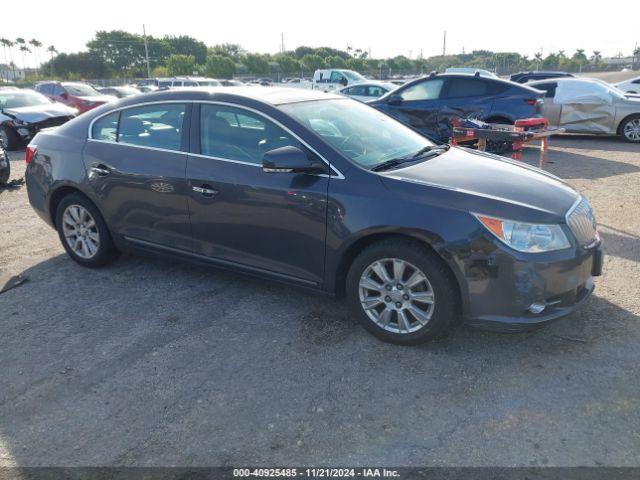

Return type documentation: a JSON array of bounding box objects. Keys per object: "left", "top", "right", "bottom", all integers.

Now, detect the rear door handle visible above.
[
  {"left": 192, "top": 184, "right": 218, "bottom": 197},
  {"left": 90, "top": 164, "right": 111, "bottom": 176}
]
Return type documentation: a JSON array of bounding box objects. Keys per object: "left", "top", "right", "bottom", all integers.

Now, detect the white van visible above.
[{"left": 312, "top": 69, "right": 366, "bottom": 92}]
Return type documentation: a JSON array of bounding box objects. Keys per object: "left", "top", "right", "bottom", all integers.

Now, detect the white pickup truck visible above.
[{"left": 311, "top": 69, "right": 367, "bottom": 92}]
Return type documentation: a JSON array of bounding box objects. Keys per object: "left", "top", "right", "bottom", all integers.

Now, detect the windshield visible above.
[
  {"left": 0, "top": 90, "right": 52, "bottom": 109},
  {"left": 342, "top": 70, "right": 366, "bottom": 82},
  {"left": 63, "top": 83, "right": 100, "bottom": 97},
  {"left": 280, "top": 99, "right": 435, "bottom": 169}
]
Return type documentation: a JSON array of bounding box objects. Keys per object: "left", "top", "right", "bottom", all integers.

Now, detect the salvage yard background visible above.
[{"left": 0, "top": 136, "right": 639, "bottom": 466}]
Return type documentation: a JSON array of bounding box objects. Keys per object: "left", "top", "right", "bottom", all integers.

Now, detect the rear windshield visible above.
[{"left": 63, "top": 83, "right": 100, "bottom": 96}]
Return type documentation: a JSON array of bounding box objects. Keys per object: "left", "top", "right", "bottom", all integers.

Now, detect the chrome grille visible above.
[{"left": 566, "top": 197, "right": 597, "bottom": 246}]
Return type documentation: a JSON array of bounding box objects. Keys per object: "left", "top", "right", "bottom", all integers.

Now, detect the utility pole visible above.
[
  {"left": 143, "top": 24, "right": 151, "bottom": 79},
  {"left": 442, "top": 30, "right": 447, "bottom": 57},
  {"left": 281, "top": 33, "right": 285, "bottom": 54}
]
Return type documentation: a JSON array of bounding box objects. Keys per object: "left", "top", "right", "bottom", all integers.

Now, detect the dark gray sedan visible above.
[{"left": 25, "top": 87, "right": 603, "bottom": 344}]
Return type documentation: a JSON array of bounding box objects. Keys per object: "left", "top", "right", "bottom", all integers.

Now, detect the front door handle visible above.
[
  {"left": 90, "top": 164, "right": 111, "bottom": 176},
  {"left": 192, "top": 185, "right": 218, "bottom": 197}
]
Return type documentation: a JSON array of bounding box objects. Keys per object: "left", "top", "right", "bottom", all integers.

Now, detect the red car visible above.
[{"left": 34, "top": 82, "right": 117, "bottom": 114}]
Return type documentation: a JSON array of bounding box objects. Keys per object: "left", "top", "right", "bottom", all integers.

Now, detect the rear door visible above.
[
  {"left": 85, "top": 102, "right": 192, "bottom": 250},
  {"left": 440, "top": 77, "right": 496, "bottom": 123},
  {"left": 186, "top": 102, "right": 329, "bottom": 285},
  {"left": 533, "top": 82, "right": 561, "bottom": 126}
]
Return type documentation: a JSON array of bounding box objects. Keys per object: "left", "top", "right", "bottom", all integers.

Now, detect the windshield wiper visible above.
[
  {"left": 370, "top": 144, "right": 451, "bottom": 172},
  {"left": 410, "top": 144, "right": 450, "bottom": 159}
]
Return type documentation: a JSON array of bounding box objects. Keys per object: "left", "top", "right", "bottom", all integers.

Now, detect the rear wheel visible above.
[
  {"left": 0, "top": 125, "right": 20, "bottom": 151},
  {"left": 0, "top": 150, "right": 9, "bottom": 186},
  {"left": 55, "top": 192, "right": 117, "bottom": 268},
  {"left": 620, "top": 115, "right": 640, "bottom": 143},
  {"left": 346, "top": 239, "right": 458, "bottom": 345}
]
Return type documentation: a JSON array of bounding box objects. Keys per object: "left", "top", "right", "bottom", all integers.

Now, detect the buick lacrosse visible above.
[{"left": 25, "top": 88, "right": 603, "bottom": 344}]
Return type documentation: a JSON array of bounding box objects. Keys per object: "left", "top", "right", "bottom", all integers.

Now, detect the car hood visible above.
[
  {"left": 379, "top": 147, "right": 579, "bottom": 220},
  {"left": 3, "top": 103, "right": 77, "bottom": 123},
  {"left": 79, "top": 95, "right": 117, "bottom": 103}
]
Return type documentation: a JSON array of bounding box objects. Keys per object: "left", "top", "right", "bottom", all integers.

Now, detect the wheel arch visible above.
[
  {"left": 332, "top": 230, "right": 466, "bottom": 313},
  {"left": 48, "top": 183, "right": 103, "bottom": 228},
  {"left": 617, "top": 113, "right": 640, "bottom": 136}
]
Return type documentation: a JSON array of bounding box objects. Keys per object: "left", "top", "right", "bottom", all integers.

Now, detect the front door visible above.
[
  {"left": 186, "top": 103, "right": 329, "bottom": 285},
  {"left": 84, "top": 102, "right": 192, "bottom": 250},
  {"left": 378, "top": 78, "right": 445, "bottom": 140}
]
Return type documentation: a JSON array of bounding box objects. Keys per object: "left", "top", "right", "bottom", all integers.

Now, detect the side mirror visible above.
[
  {"left": 60, "top": 92, "right": 68, "bottom": 99},
  {"left": 262, "top": 146, "right": 324, "bottom": 174},
  {"left": 387, "top": 94, "right": 403, "bottom": 106}
]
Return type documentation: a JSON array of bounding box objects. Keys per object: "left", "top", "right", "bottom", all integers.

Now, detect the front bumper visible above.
[{"left": 460, "top": 243, "right": 603, "bottom": 332}]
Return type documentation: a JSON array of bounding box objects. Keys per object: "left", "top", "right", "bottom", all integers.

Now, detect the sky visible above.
[{"left": 2, "top": 0, "right": 638, "bottom": 67}]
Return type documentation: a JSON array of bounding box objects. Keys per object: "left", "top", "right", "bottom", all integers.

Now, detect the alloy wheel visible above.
[
  {"left": 358, "top": 258, "right": 435, "bottom": 334},
  {"left": 623, "top": 119, "right": 640, "bottom": 141},
  {"left": 62, "top": 204, "right": 100, "bottom": 259}
]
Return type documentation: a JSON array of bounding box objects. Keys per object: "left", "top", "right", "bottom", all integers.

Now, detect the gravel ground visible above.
[{"left": 0, "top": 136, "right": 639, "bottom": 467}]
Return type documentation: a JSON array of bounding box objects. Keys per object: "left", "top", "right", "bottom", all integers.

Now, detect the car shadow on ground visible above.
[
  {"left": 519, "top": 143, "right": 640, "bottom": 181},
  {"left": 1, "top": 252, "right": 639, "bottom": 465},
  {"left": 550, "top": 134, "right": 639, "bottom": 153}
]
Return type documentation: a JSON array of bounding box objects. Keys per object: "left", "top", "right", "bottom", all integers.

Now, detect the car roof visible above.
[{"left": 112, "top": 86, "right": 342, "bottom": 106}]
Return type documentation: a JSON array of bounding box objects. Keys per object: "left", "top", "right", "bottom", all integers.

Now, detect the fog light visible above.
[{"left": 528, "top": 303, "right": 546, "bottom": 314}]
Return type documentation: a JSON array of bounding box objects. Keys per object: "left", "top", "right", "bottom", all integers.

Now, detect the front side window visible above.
[
  {"left": 92, "top": 112, "right": 119, "bottom": 142},
  {"left": 330, "top": 71, "right": 346, "bottom": 83},
  {"left": 117, "top": 104, "right": 186, "bottom": 150},
  {"left": 281, "top": 99, "right": 435, "bottom": 170},
  {"left": 399, "top": 79, "right": 444, "bottom": 101},
  {"left": 52, "top": 85, "right": 65, "bottom": 96},
  {"left": 200, "top": 104, "right": 301, "bottom": 164}
]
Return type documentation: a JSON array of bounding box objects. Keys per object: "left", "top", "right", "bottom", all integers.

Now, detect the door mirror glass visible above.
[
  {"left": 387, "top": 94, "right": 403, "bottom": 105},
  {"left": 262, "top": 146, "right": 323, "bottom": 174}
]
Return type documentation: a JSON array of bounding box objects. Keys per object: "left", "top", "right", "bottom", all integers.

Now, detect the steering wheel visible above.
[{"left": 339, "top": 134, "right": 367, "bottom": 157}]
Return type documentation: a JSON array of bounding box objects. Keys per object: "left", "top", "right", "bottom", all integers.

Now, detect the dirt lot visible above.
[{"left": 0, "top": 136, "right": 639, "bottom": 467}]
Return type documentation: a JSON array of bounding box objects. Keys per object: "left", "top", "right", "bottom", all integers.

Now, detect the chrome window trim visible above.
[
  {"left": 87, "top": 138, "right": 188, "bottom": 156},
  {"left": 87, "top": 99, "right": 345, "bottom": 180}
]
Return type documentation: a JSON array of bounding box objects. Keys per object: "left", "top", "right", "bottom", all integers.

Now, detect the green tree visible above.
[
  {"left": 209, "top": 43, "right": 245, "bottom": 58},
  {"left": 166, "top": 54, "right": 196, "bottom": 75},
  {"left": 41, "top": 52, "right": 108, "bottom": 79},
  {"left": 273, "top": 54, "right": 300, "bottom": 74},
  {"left": 243, "top": 53, "right": 269, "bottom": 74},
  {"left": 326, "top": 55, "right": 347, "bottom": 68},
  {"left": 301, "top": 54, "right": 325, "bottom": 71},
  {"left": 88, "top": 30, "right": 149, "bottom": 74},
  {"left": 203, "top": 54, "right": 236, "bottom": 78},
  {"left": 164, "top": 36, "right": 207, "bottom": 64}
]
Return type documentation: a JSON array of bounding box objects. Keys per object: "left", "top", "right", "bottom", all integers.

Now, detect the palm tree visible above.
[
  {"left": 0, "top": 38, "right": 9, "bottom": 82},
  {"left": 2, "top": 39, "right": 16, "bottom": 80},
  {"left": 19, "top": 45, "right": 31, "bottom": 79},
  {"left": 29, "top": 38, "right": 42, "bottom": 72},
  {"left": 47, "top": 45, "right": 58, "bottom": 76}
]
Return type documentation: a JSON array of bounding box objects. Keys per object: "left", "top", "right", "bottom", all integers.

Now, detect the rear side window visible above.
[
  {"left": 367, "top": 86, "right": 386, "bottom": 97},
  {"left": 200, "top": 104, "right": 301, "bottom": 164},
  {"left": 92, "top": 112, "right": 119, "bottom": 141},
  {"left": 38, "top": 84, "right": 53, "bottom": 95},
  {"left": 533, "top": 82, "right": 557, "bottom": 98},
  {"left": 446, "top": 78, "right": 489, "bottom": 98},
  {"left": 400, "top": 79, "right": 444, "bottom": 101},
  {"left": 346, "top": 85, "right": 367, "bottom": 96},
  {"left": 117, "top": 104, "right": 186, "bottom": 150}
]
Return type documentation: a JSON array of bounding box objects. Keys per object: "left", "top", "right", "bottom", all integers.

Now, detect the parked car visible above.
[
  {"left": 282, "top": 78, "right": 312, "bottom": 89},
  {"left": 529, "top": 77, "right": 640, "bottom": 142},
  {"left": 25, "top": 88, "right": 602, "bottom": 344},
  {"left": 0, "top": 89, "right": 77, "bottom": 150},
  {"left": 220, "top": 79, "right": 245, "bottom": 87},
  {"left": 510, "top": 71, "right": 574, "bottom": 84},
  {"left": 97, "top": 86, "right": 141, "bottom": 98},
  {"left": 0, "top": 138, "right": 9, "bottom": 186},
  {"left": 445, "top": 67, "right": 497, "bottom": 79},
  {"left": 370, "top": 73, "right": 544, "bottom": 141},
  {"left": 312, "top": 69, "right": 366, "bottom": 92},
  {"left": 337, "top": 81, "right": 398, "bottom": 102},
  {"left": 614, "top": 75, "right": 640, "bottom": 94},
  {"left": 35, "top": 82, "right": 117, "bottom": 114}
]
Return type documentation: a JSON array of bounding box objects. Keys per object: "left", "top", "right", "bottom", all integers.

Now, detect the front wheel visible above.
[
  {"left": 55, "top": 192, "right": 118, "bottom": 268},
  {"left": 0, "top": 125, "right": 19, "bottom": 151},
  {"left": 346, "top": 239, "right": 459, "bottom": 345},
  {"left": 620, "top": 115, "right": 640, "bottom": 143}
]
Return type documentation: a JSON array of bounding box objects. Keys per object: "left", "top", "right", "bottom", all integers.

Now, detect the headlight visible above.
[{"left": 474, "top": 214, "right": 570, "bottom": 253}]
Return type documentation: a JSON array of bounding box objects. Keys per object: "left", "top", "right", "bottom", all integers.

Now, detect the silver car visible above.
[{"left": 529, "top": 78, "right": 640, "bottom": 142}]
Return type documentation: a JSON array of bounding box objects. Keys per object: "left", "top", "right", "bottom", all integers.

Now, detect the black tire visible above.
[
  {"left": 345, "top": 238, "right": 459, "bottom": 345},
  {"left": 0, "top": 151, "right": 9, "bottom": 186},
  {"left": 0, "top": 125, "right": 20, "bottom": 151},
  {"left": 55, "top": 192, "right": 118, "bottom": 268},
  {"left": 619, "top": 114, "right": 640, "bottom": 143}
]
